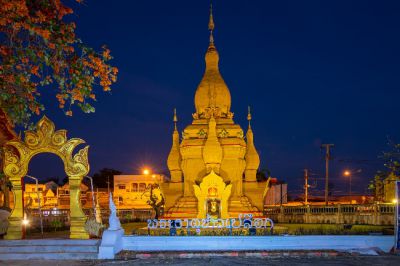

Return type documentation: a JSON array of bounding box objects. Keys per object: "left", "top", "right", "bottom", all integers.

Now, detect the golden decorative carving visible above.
[
  {"left": 218, "top": 128, "right": 229, "bottom": 138},
  {"left": 193, "top": 170, "right": 232, "bottom": 219},
  {"left": 3, "top": 116, "right": 90, "bottom": 239},
  {"left": 197, "top": 129, "right": 207, "bottom": 138}
]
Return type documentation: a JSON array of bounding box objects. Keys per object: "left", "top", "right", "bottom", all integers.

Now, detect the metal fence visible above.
[
  {"left": 264, "top": 203, "right": 395, "bottom": 225},
  {"left": 25, "top": 208, "right": 154, "bottom": 230}
]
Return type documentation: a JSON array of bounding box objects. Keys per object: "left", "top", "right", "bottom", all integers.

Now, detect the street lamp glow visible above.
[
  {"left": 393, "top": 199, "right": 398, "bottom": 204},
  {"left": 22, "top": 218, "right": 29, "bottom": 226},
  {"left": 344, "top": 170, "right": 351, "bottom": 176},
  {"left": 143, "top": 168, "right": 150, "bottom": 175}
]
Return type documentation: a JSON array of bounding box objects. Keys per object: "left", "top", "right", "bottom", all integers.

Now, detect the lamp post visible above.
[
  {"left": 25, "top": 175, "right": 43, "bottom": 237},
  {"left": 343, "top": 169, "right": 362, "bottom": 204},
  {"left": 85, "top": 176, "right": 97, "bottom": 220},
  {"left": 343, "top": 170, "right": 352, "bottom": 201}
]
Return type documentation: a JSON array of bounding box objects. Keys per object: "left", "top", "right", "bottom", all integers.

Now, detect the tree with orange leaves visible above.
[{"left": 0, "top": 0, "right": 118, "bottom": 127}]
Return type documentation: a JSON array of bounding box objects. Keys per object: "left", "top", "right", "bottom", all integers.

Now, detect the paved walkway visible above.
[{"left": 2, "top": 255, "right": 400, "bottom": 266}]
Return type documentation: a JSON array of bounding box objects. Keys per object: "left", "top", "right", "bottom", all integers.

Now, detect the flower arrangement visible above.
[{"left": 85, "top": 217, "right": 105, "bottom": 237}]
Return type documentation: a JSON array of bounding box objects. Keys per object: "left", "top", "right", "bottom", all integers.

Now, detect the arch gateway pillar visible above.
[{"left": 3, "top": 116, "right": 90, "bottom": 239}]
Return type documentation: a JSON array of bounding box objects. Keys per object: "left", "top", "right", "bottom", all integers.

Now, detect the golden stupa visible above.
[{"left": 161, "top": 5, "right": 268, "bottom": 219}]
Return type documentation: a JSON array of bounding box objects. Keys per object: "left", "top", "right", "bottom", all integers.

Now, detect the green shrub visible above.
[{"left": 50, "top": 220, "right": 62, "bottom": 232}]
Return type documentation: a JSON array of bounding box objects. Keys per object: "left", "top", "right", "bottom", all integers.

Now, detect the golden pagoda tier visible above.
[{"left": 161, "top": 5, "right": 268, "bottom": 219}]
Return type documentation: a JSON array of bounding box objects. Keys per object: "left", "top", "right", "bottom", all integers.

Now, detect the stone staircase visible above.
[
  {"left": 0, "top": 239, "right": 100, "bottom": 260},
  {"left": 228, "top": 196, "right": 263, "bottom": 217},
  {"left": 163, "top": 196, "right": 198, "bottom": 218}
]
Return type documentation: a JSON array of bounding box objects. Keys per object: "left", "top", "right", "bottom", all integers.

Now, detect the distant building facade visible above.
[
  {"left": 264, "top": 178, "right": 287, "bottom": 205},
  {"left": 383, "top": 172, "right": 399, "bottom": 203},
  {"left": 24, "top": 183, "right": 57, "bottom": 209},
  {"left": 113, "top": 174, "right": 166, "bottom": 210},
  {"left": 57, "top": 182, "right": 89, "bottom": 209}
]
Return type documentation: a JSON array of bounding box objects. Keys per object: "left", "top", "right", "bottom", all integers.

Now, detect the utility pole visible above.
[
  {"left": 349, "top": 173, "right": 352, "bottom": 201},
  {"left": 106, "top": 176, "right": 110, "bottom": 196},
  {"left": 304, "top": 169, "right": 309, "bottom": 205},
  {"left": 321, "top": 144, "right": 334, "bottom": 205}
]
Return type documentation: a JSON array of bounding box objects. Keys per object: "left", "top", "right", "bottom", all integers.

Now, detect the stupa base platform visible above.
[
  {"left": 163, "top": 196, "right": 198, "bottom": 219},
  {"left": 228, "top": 196, "right": 263, "bottom": 218},
  {"left": 163, "top": 195, "right": 263, "bottom": 219}
]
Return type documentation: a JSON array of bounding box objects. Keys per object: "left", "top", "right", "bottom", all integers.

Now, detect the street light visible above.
[
  {"left": 85, "top": 176, "right": 97, "bottom": 220},
  {"left": 143, "top": 168, "right": 150, "bottom": 175},
  {"left": 25, "top": 175, "right": 43, "bottom": 237},
  {"left": 343, "top": 169, "right": 362, "bottom": 204},
  {"left": 22, "top": 213, "right": 29, "bottom": 226},
  {"left": 343, "top": 170, "right": 352, "bottom": 202}
]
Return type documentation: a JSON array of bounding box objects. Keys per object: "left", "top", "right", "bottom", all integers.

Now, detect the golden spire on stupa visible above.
[
  {"left": 194, "top": 2, "right": 232, "bottom": 120},
  {"left": 202, "top": 113, "right": 223, "bottom": 173},
  {"left": 245, "top": 106, "right": 260, "bottom": 181},
  {"left": 208, "top": 3, "right": 215, "bottom": 44},
  {"left": 167, "top": 108, "right": 182, "bottom": 182},
  {"left": 173, "top": 108, "right": 178, "bottom": 131},
  {"left": 247, "top": 106, "right": 252, "bottom": 129}
]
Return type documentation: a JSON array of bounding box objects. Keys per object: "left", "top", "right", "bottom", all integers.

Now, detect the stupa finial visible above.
[
  {"left": 247, "top": 106, "right": 252, "bottom": 129},
  {"left": 173, "top": 108, "right": 178, "bottom": 131},
  {"left": 208, "top": 1, "right": 215, "bottom": 44}
]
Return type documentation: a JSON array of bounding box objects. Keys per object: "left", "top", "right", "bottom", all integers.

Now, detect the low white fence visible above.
[{"left": 122, "top": 235, "right": 394, "bottom": 252}]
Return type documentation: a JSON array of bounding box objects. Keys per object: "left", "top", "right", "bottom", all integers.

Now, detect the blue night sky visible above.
[{"left": 28, "top": 0, "right": 400, "bottom": 196}]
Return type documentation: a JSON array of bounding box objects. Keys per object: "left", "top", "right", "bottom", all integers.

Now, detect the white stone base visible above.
[
  {"left": 122, "top": 235, "right": 394, "bottom": 254},
  {"left": 0, "top": 239, "right": 99, "bottom": 260},
  {"left": 98, "top": 228, "right": 124, "bottom": 259}
]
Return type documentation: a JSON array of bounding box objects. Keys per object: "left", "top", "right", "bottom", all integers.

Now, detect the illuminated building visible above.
[
  {"left": 113, "top": 174, "right": 166, "bottom": 210},
  {"left": 161, "top": 6, "right": 268, "bottom": 219},
  {"left": 383, "top": 172, "right": 400, "bottom": 203},
  {"left": 24, "top": 183, "right": 57, "bottom": 209}
]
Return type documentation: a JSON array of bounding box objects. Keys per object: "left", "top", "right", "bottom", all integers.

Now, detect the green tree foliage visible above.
[
  {"left": 370, "top": 140, "right": 400, "bottom": 200},
  {"left": 92, "top": 168, "right": 122, "bottom": 189},
  {"left": 256, "top": 167, "right": 271, "bottom": 182},
  {"left": 382, "top": 141, "right": 400, "bottom": 176},
  {"left": 143, "top": 183, "right": 164, "bottom": 219}
]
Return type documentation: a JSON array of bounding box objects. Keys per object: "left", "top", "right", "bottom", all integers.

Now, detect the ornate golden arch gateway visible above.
[{"left": 3, "top": 116, "right": 90, "bottom": 239}]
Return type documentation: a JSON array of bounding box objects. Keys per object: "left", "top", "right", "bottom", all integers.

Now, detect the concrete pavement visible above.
[{"left": 1, "top": 254, "right": 400, "bottom": 266}]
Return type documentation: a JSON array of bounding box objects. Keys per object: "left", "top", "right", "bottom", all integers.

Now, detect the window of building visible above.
[
  {"left": 118, "top": 196, "right": 123, "bottom": 203},
  {"left": 139, "top": 183, "right": 146, "bottom": 192},
  {"left": 118, "top": 184, "right": 126, "bottom": 190},
  {"left": 131, "top": 183, "right": 138, "bottom": 192},
  {"left": 38, "top": 188, "right": 43, "bottom": 192},
  {"left": 60, "top": 199, "right": 69, "bottom": 205}
]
